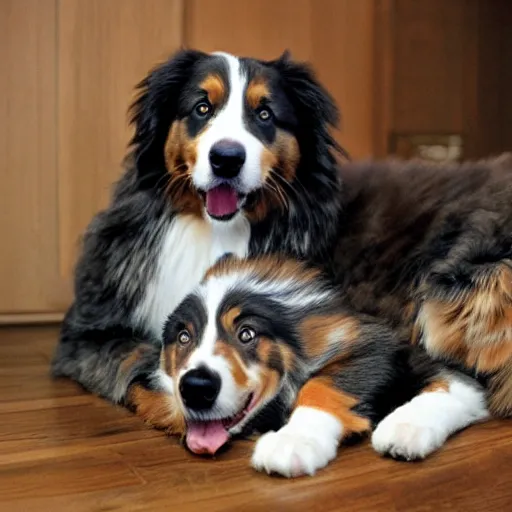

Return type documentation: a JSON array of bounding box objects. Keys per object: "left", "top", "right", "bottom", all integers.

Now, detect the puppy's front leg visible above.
[{"left": 251, "top": 376, "right": 371, "bottom": 477}]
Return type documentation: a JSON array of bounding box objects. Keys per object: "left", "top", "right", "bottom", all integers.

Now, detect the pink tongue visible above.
[
  {"left": 186, "top": 421, "right": 230, "bottom": 455},
  {"left": 206, "top": 185, "right": 238, "bottom": 217}
]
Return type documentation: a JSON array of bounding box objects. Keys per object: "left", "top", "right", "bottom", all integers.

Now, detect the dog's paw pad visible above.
[{"left": 251, "top": 428, "right": 336, "bottom": 477}]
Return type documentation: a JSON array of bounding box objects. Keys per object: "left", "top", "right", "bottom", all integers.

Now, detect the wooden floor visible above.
[{"left": 0, "top": 326, "right": 511, "bottom": 512}]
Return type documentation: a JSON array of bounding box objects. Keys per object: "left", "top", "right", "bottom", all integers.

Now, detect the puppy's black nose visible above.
[
  {"left": 209, "top": 139, "right": 246, "bottom": 178},
  {"left": 179, "top": 366, "right": 221, "bottom": 410}
]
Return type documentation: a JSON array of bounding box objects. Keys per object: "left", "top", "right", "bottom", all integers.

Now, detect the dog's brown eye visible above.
[
  {"left": 238, "top": 327, "right": 256, "bottom": 344},
  {"left": 178, "top": 330, "right": 191, "bottom": 345},
  {"left": 196, "top": 102, "right": 211, "bottom": 117},
  {"left": 258, "top": 108, "right": 271, "bottom": 121}
]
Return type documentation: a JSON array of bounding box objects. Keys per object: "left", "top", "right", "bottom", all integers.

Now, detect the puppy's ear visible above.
[
  {"left": 129, "top": 49, "right": 205, "bottom": 183},
  {"left": 269, "top": 54, "right": 349, "bottom": 161}
]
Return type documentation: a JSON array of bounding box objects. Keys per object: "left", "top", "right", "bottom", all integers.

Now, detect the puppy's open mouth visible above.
[
  {"left": 204, "top": 184, "right": 245, "bottom": 220},
  {"left": 185, "top": 393, "right": 256, "bottom": 455}
]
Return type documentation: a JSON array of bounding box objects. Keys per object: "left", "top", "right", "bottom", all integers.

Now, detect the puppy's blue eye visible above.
[{"left": 195, "top": 102, "right": 211, "bottom": 117}]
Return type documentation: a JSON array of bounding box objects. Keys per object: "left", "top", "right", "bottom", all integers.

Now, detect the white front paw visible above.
[
  {"left": 371, "top": 413, "right": 446, "bottom": 460},
  {"left": 251, "top": 427, "right": 337, "bottom": 477}
]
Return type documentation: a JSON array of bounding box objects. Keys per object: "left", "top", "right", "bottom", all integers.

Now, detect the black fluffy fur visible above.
[{"left": 52, "top": 49, "right": 512, "bottom": 424}]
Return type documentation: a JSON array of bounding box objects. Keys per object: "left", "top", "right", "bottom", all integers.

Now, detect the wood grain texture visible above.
[
  {"left": 372, "top": 0, "right": 511, "bottom": 158},
  {"left": 1, "top": 326, "right": 511, "bottom": 512},
  {"left": 392, "top": 0, "right": 469, "bottom": 134},
  {"left": 57, "top": 0, "right": 184, "bottom": 278},
  {"left": 310, "top": 0, "right": 375, "bottom": 160},
  {"left": 0, "top": 312, "right": 65, "bottom": 325},
  {"left": 503, "top": 1, "right": 512, "bottom": 152},
  {"left": 185, "top": 0, "right": 376, "bottom": 159},
  {"left": 372, "top": 0, "right": 394, "bottom": 158},
  {"left": 470, "top": 0, "right": 512, "bottom": 158},
  {"left": 0, "top": 0, "right": 70, "bottom": 313}
]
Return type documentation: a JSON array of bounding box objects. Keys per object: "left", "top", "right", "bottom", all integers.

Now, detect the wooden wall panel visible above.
[
  {"left": 0, "top": 0, "right": 69, "bottom": 313},
  {"left": 58, "top": 0, "right": 184, "bottom": 277},
  {"left": 471, "top": 0, "right": 504, "bottom": 158},
  {"left": 310, "top": 0, "right": 375, "bottom": 159},
  {"left": 372, "top": 0, "right": 395, "bottom": 158},
  {"left": 378, "top": 0, "right": 510, "bottom": 160},
  {"left": 392, "top": 0, "right": 469, "bottom": 134},
  {"left": 185, "top": 0, "right": 314, "bottom": 60},
  {"left": 503, "top": 1, "right": 512, "bottom": 151},
  {"left": 185, "top": 0, "right": 376, "bottom": 159},
  {"left": 472, "top": 0, "right": 512, "bottom": 158}
]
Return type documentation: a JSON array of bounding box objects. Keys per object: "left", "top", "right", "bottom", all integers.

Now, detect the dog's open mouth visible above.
[
  {"left": 185, "top": 393, "right": 255, "bottom": 455},
  {"left": 205, "top": 184, "right": 244, "bottom": 220}
]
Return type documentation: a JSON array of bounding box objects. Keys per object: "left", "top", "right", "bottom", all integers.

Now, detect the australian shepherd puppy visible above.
[
  {"left": 159, "top": 255, "right": 488, "bottom": 476},
  {"left": 52, "top": 49, "right": 512, "bottom": 475}
]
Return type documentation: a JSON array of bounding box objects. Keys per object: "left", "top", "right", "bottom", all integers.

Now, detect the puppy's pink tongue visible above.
[
  {"left": 206, "top": 185, "right": 238, "bottom": 217},
  {"left": 186, "top": 421, "right": 230, "bottom": 455}
]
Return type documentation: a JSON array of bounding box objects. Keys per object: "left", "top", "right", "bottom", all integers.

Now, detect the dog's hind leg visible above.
[{"left": 415, "top": 257, "right": 512, "bottom": 416}]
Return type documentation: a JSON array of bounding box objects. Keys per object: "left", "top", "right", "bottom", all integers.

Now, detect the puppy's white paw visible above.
[
  {"left": 251, "top": 427, "right": 337, "bottom": 477},
  {"left": 372, "top": 413, "right": 445, "bottom": 460}
]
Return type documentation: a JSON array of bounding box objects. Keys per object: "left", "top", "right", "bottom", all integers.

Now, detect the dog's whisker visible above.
[
  {"left": 265, "top": 180, "right": 286, "bottom": 211},
  {"left": 271, "top": 170, "right": 310, "bottom": 212},
  {"left": 267, "top": 172, "right": 289, "bottom": 211}
]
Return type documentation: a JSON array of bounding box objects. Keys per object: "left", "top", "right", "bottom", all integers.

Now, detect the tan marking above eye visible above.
[
  {"left": 246, "top": 78, "right": 271, "bottom": 109},
  {"left": 221, "top": 307, "right": 241, "bottom": 332},
  {"left": 199, "top": 74, "right": 226, "bottom": 106}
]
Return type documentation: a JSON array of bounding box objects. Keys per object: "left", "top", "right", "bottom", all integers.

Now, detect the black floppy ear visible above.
[
  {"left": 269, "top": 51, "right": 348, "bottom": 161},
  {"left": 128, "top": 49, "right": 205, "bottom": 181}
]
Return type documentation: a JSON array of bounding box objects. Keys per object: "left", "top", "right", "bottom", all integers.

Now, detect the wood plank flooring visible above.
[{"left": 0, "top": 326, "right": 511, "bottom": 511}]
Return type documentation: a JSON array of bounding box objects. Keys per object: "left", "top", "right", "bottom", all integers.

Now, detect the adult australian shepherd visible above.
[{"left": 53, "top": 49, "right": 511, "bottom": 477}]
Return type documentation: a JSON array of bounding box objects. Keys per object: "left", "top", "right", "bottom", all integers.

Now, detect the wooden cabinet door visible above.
[
  {"left": 0, "top": 0, "right": 69, "bottom": 318},
  {"left": 0, "top": 0, "right": 184, "bottom": 319}
]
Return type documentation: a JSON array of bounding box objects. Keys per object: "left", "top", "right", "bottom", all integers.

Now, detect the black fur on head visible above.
[
  {"left": 127, "top": 48, "right": 344, "bottom": 245},
  {"left": 128, "top": 49, "right": 207, "bottom": 186},
  {"left": 129, "top": 49, "right": 346, "bottom": 189},
  {"left": 268, "top": 50, "right": 348, "bottom": 165}
]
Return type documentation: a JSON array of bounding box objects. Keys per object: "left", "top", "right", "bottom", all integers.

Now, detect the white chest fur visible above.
[{"left": 133, "top": 213, "right": 250, "bottom": 339}]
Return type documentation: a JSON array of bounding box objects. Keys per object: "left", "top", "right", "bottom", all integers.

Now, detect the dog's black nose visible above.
[
  {"left": 209, "top": 139, "right": 246, "bottom": 178},
  {"left": 179, "top": 366, "right": 221, "bottom": 410}
]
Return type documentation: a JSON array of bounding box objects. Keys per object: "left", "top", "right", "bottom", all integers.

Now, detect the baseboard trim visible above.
[{"left": 0, "top": 312, "right": 65, "bottom": 325}]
